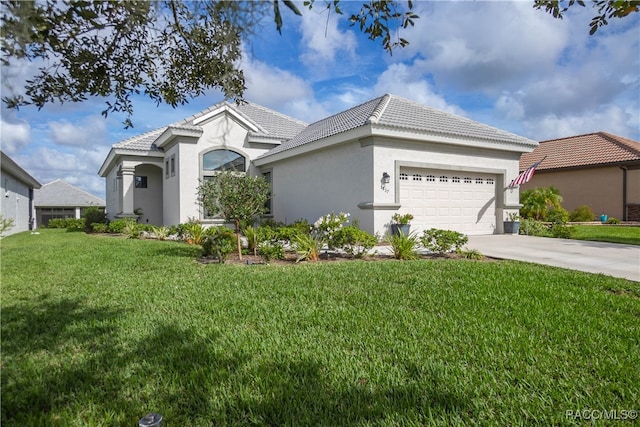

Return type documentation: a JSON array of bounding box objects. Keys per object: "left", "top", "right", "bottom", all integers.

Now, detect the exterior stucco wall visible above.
[
  {"left": 627, "top": 169, "right": 640, "bottom": 204},
  {"left": 134, "top": 164, "right": 163, "bottom": 225},
  {"left": 172, "top": 114, "right": 276, "bottom": 225},
  {"left": 520, "top": 166, "right": 626, "bottom": 219},
  {"left": 1, "top": 172, "right": 33, "bottom": 235},
  {"left": 268, "top": 141, "right": 375, "bottom": 230}
]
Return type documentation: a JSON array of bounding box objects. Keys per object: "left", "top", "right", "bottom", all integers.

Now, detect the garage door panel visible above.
[{"left": 399, "top": 167, "right": 497, "bottom": 235}]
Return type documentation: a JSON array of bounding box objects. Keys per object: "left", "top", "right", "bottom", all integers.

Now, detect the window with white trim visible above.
[
  {"left": 412, "top": 173, "right": 422, "bottom": 181},
  {"left": 452, "top": 176, "right": 461, "bottom": 183},
  {"left": 475, "top": 178, "right": 484, "bottom": 184},
  {"left": 201, "top": 149, "right": 247, "bottom": 219},
  {"left": 486, "top": 178, "right": 494, "bottom": 185},
  {"left": 426, "top": 175, "right": 436, "bottom": 182},
  {"left": 464, "top": 177, "right": 472, "bottom": 184},
  {"left": 399, "top": 173, "right": 409, "bottom": 181},
  {"left": 439, "top": 175, "right": 448, "bottom": 183}
]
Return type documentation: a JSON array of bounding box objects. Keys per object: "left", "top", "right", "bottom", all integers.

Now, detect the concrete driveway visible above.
[{"left": 466, "top": 235, "right": 640, "bottom": 282}]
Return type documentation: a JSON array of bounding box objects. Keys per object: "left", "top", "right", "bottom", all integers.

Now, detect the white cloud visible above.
[
  {"left": 374, "top": 62, "right": 465, "bottom": 116},
  {"left": 299, "top": 8, "right": 357, "bottom": 72},
  {"left": 48, "top": 115, "right": 108, "bottom": 147},
  {"left": 524, "top": 104, "right": 638, "bottom": 141},
  {"left": 0, "top": 114, "right": 31, "bottom": 154},
  {"left": 402, "top": 2, "right": 570, "bottom": 93}
]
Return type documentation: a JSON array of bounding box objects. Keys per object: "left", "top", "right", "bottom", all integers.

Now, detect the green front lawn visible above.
[
  {"left": 571, "top": 225, "right": 640, "bottom": 245},
  {"left": 2, "top": 230, "right": 639, "bottom": 425}
]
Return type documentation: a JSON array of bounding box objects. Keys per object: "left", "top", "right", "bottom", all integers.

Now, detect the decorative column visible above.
[{"left": 120, "top": 166, "right": 136, "bottom": 216}]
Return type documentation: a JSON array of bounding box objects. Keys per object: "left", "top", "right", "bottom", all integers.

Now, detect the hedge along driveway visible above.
[{"left": 1, "top": 229, "right": 639, "bottom": 425}]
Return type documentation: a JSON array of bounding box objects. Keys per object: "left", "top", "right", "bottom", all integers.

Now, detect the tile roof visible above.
[
  {"left": 113, "top": 101, "right": 307, "bottom": 152},
  {"left": 261, "top": 94, "right": 536, "bottom": 158},
  {"left": 34, "top": 179, "right": 105, "bottom": 207},
  {"left": 520, "top": 132, "right": 640, "bottom": 170}
]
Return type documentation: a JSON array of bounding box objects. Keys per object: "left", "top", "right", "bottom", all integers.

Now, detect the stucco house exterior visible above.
[
  {"left": 99, "top": 95, "right": 537, "bottom": 236},
  {"left": 34, "top": 179, "right": 106, "bottom": 227},
  {"left": 1, "top": 151, "right": 42, "bottom": 235},
  {"left": 519, "top": 132, "right": 640, "bottom": 221}
]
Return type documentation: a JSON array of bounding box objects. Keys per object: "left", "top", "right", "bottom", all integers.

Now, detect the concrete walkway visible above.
[{"left": 466, "top": 235, "right": 640, "bottom": 282}]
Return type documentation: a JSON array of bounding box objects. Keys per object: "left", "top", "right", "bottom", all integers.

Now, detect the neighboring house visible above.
[
  {"left": 519, "top": 132, "right": 640, "bottom": 221},
  {"left": 99, "top": 94, "right": 537, "bottom": 236},
  {"left": 34, "top": 179, "right": 106, "bottom": 228},
  {"left": 0, "top": 151, "right": 42, "bottom": 235}
]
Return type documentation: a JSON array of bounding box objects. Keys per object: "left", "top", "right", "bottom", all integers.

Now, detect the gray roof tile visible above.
[
  {"left": 34, "top": 179, "right": 105, "bottom": 207},
  {"left": 113, "top": 101, "right": 307, "bottom": 152},
  {"left": 260, "top": 94, "right": 535, "bottom": 159}
]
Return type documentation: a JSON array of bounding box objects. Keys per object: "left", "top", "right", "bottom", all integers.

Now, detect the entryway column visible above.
[{"left": 121, "top": 166, "right": 135, "bottom": 215}]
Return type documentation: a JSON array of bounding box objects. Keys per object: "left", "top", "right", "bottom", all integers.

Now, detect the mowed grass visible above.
[
  {"left": 571, "top": 225, "right": 640, "bottom": 246},
  {"left": 1, "top": 230, "right": 639, "bottom": 426}
]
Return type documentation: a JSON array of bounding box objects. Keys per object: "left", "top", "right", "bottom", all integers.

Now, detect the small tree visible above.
[{"left": 197, "top": 172, "right": 271, "bottom": 260}]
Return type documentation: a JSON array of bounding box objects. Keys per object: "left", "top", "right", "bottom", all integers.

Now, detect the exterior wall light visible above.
[{"left": 382, "top": 172, "right": 391, "bottom": 184}]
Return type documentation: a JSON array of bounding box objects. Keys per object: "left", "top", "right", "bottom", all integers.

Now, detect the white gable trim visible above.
[{"left": 192, "top": 104, "right": 266, "bottom": 134}]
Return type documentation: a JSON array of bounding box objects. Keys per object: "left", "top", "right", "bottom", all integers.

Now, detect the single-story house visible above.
[
  {"left": 99, "top": 94, "right": 537, "bottom": 236},
  {"left": 1, "top": 151, "right": 42, "bottom": 235},
  {"left": 34, "top": 179, "right": 106, "bottom": 228},
  {"left": 519, "top": 132, "right": 640, "bottom": 221}
]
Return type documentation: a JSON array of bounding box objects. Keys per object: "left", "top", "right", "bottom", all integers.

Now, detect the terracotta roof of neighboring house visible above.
[
  {"left": 261, "top": 94, "right": 536, "bottom": 158},
  {"left": 113, "top": 100, "right": 307, "bottom": 152},
  {"left": 520, "top": 132, "right": 640, "bottom": 171},
  {"left": 34, "top": 179, "right": 105, "bottom": 207}
]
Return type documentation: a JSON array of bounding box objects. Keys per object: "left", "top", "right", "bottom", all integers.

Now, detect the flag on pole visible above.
[{"left": 509, "top": 156, "right": 546, "bottom": 188}]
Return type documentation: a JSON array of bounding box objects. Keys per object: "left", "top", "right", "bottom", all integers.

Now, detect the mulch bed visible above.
[{"left": 198, "top": 249, "right": 483, "bottom": 266}]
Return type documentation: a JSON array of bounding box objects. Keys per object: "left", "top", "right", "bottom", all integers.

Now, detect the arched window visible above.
[
  {"left": 201, "top": 149, "right": 247, "bottom": 219},
  {"left": 202, "top": 149, "right": 246, "bottom": 172}
]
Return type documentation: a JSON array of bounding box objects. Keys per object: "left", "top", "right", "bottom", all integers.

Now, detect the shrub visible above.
[
  {"left": 274, "top": 225, "right": 300, "bottom": 242},
  {"left": 182, "top": 219, "right": 205, "bottom": 245},
  {"left": 314, "top": 212, "right": 350, "bottom": 248},
  {"left": 333, "top": 226, "right": 377, "bottom": 258},
  {"left": 91, "top": 223, "right": 108, "bottom": 233},
  {"left": 551, "top": 223, "right": 574, "bottom": 239},
  {"left": 123, "top": 221, "right": 141, "bottom": 239},
  {"left": 201, "top": 227, "right": 236, "bottom": 263},
  {"left": 0, "top": 215, "right": 14, "bottom": 235},
  {"left": 258, "top": 241, "right": 285, "bottom": 263},
  {"left": 47, "top": 218, "right": 67, "bottom": 228},
  {"left": 570, "top": 205, "right": 596, "bottom": 222},
  {"left": 82, "top": 206, "right": 107, "bottom": 232},
  {"left": 244, "top": 225, "right": 259, "bottom": 255},
  {"left": 108, "top": 218, "right": 135, "bottom": 234},
  {"left": 460, "top": 248, "right": 483, "bottom": 260},
  {"left": 606, "top": 217, "right": 621, "bottom": 224},
  {"left": 293, "top": 233, "right": 324, "bottom": 262},
  {"left": 65, "top": 218, "right": 85, "bottom": 232},
  {"left": 519, "top": 218, "right": 551, "bottom": 237},
  {"left": 520, "top": 186, "right": 563, "bottom": 220},
  {"left": 420, "top": 228, "right": 468, "bottom": 255},
  {"left": 547, "top": 207, "right": 570, "bottom": 224},
  {"left": 387, "top": 231, "right": 420, "bottom": 260},
  {"left": 151, "top": 225, "right": 169, "bottom": 240}
]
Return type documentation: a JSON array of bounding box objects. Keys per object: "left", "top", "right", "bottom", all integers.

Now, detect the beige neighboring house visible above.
[
  {"left": 0, "top": 151, "right": 42, "bottom": 235},
  {"left": 99, "top": 94, "right": 538, "bottom": 236},
  {"left": 519, "top": 132, "right": 640, "bottom": 221},
  {"left": 34, "top": 179, "right": 106, "bottom": 228}
]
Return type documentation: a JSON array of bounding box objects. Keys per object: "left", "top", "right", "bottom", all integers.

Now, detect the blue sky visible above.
[{"left": 1, "top": 1, "right": 639, "bottom": 200}]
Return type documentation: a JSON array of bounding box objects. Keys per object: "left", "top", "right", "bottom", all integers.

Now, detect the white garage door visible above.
[{"left": 399, "top": 168, "right": 497, "bottom": 235}]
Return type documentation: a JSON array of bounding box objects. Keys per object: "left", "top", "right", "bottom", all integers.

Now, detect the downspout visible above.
[
  {"left": 621, "top": 166, "right": 627, "bottom": 221},
  {"left": 28, "top": 188, "right": 34, "bottom": 230}
]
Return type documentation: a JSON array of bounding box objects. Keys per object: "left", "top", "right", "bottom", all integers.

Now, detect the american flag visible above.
[{"left": 509, "top": 156, "right": 546, "bottom": 188}]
